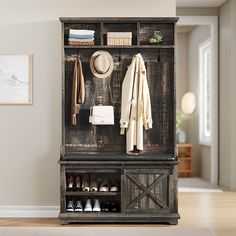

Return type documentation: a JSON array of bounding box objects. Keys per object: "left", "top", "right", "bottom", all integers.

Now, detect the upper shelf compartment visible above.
[
  {"left": 102, "top": 23, "right": 137, "bottom": 46},
  {"left": 139, "top": 23, "right": 174, "bottom": 46},
  {"left": 60, "top": 18, "right": 178, "bottom": 47},
  {"left": 64, "top": 23, "right": 101, "bottom": 46}
]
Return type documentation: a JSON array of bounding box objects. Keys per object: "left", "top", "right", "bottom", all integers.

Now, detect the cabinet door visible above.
[{"left": 123, "top": 168, "right": 170, "bottom": 213}]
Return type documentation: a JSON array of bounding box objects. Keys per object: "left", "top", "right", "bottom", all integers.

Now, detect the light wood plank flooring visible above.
[{"left": 0, "top": 192, "right": 236, "bottom": 236}]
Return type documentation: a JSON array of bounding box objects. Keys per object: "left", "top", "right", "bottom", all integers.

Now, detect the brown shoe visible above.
[
  {"left": 75, "top": 176, "right": 81, "bottom": 191},
  {"left": 90, "top": 174, "right": 98, "bottom": 192},
  {"left": 67, "top": 176, "right": 74, "bottom": 191},
  {"left": 82, "top": 174, "right": 90, "bottom": 192}
]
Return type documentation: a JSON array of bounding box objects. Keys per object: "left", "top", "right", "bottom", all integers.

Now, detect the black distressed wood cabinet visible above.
[{"left": 59, "top": 17, "right": 179, "bottom": 224}]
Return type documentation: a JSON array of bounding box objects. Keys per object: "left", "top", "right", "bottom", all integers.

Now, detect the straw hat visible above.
[{"left": 90, "top": 51, "right": 114, "bottom": 79}]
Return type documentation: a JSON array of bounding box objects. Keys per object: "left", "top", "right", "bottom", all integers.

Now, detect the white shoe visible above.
[
  {"left": 84, "top": 199, "right": 92, "bottom": 212},
  {"left": 74, "top": 200, "right": 83, "bottom": 212},
  {"left": 66, "top": 200, "right": 74, "bottom": 212},
  {"left": 99, "top": 179, "right": 109, "bottom": 192},
  {"left": 93, "top": 199, "right": 101, "bottom": 212},
  {"left": 110, "top": 179, "right": 119, "bottom": 192}
]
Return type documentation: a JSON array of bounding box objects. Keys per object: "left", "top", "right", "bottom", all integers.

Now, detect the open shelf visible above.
[
  {"left": 64, "top": 45, "right": 175, "bottom": 49},
  {"left": 60, "top": 212, "right": 122, "bottom": 217},
  {"left": 62, "top": 18, "right": 178, "bottom": 48},
  {"left": 65, "top": 191, "right": 120, "bottom": 196}
]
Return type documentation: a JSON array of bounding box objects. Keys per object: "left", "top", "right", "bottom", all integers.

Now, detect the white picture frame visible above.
[{"left": 0, "top": 55, "right": 33, "bottom": 105}]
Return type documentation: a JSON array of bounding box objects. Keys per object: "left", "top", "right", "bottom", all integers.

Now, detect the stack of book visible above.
[
  {"left": 68, "top": 29, "right": 95, "bottom": 46},
  {"left": 107, "top": 32, "right": 132, "bottom": 46}
]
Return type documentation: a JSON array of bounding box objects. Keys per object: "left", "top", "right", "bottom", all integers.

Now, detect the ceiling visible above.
[{"left": 176, "top": 0, "right": 227, "bottom": 7}]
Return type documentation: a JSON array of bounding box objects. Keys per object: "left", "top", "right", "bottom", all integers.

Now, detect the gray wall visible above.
[
  {"left": 176, "top": 32, "right": 189, "bottom": 111},
  {"left": 176, "top": 26, "right": 211, "bottom": 177},
  {"left": 176, "top": 32, "right": 189, "bottom": 138},
  {"left": 200, "top": 146, "right": 211, "bottom": 180},
  {"left": 219, "top": 0, "right": 236, "bottom": 189},
  {"left": 0, "top": 0, "right": 176, "bottom": 206},
  {"left": 188, "top": 25, "right": 211, "bottom": 177},
  {"left": 177, "top": 1, "right": 236, "bottom": 188},
  {"left": 0, "top": 21, "right": 61, "bottom": 206}
]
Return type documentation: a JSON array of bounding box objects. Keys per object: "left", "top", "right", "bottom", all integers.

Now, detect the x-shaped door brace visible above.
[{"left": 126, "top": 173, "right": 167, "bottom": 209}]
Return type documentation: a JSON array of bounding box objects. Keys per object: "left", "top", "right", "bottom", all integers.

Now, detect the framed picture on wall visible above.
[{"left": 0, "top": 55, "right": 32, "bottom": 105}]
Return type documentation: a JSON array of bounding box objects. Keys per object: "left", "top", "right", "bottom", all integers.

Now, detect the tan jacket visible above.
[
  {"left": 71, "top": 58, "right": 85, "bottom": 125},
  {"left": 120, "top": 53, "right": 152, "bottom": 154}
]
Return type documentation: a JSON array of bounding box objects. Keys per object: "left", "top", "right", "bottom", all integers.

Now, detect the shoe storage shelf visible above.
[{"left": 59, "top": 17, "right": 180, "bottom": 224}]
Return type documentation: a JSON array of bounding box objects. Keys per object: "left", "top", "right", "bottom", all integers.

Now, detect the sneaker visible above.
[
  {"left": 82, "top": 174, "right": 90, "bottom": 192},
  {"left": 110, "top": 201, "right": 120, "bottom": 212},
  {"left": 66, "top": 200, "right": 74, "bottom": 212},
  {"left": 90, "top": 174, "right": 98, "bottom": 192},
  {"left": 84, "top": 199, "right": 92, "bottom": 212},
  {"left": 100, "top": 200, "right": 110, "bottom": 212},
  {"left": 74, "top": 200, "right": 83, "bottom": 212},
  {"left": 93, "top": 199, "right": 101, "bottom": 212}
]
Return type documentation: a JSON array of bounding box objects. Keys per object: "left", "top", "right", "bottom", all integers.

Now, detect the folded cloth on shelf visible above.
[
  {"left": 68, "top": 29, "right": 95, "bottom": 46},
  {"left": 69, "top": 37, "right": 95, "bottom": 42},
  {"left": 69, "top": 34, "right": 95, "bottom": 39},
  {"left": 68, "top": 41, "right": 95, "bottom": 46},
  {"left": 69, "top": 29, "right": 95, "bottom": 35}
]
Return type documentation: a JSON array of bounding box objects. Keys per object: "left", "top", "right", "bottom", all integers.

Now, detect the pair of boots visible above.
[
  {"left": 67, "top": 176, "right": 81, "bottom": 191},
  {"left": 67, "top": 174, "right": 99, "bottom": 192}
]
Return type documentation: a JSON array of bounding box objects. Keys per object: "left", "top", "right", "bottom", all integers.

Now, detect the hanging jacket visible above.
[
  {"left": 120, "top": 53, "right": 152, "bottom": 154},
  {"left": 71, "top": 58, "right": 85, "bottom": 125}
]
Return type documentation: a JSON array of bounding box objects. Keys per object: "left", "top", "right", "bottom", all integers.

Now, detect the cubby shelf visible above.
[
  {"left": 64, "top": 45, "right": 175, "bottom": 49},
  {"left": 60, "top": 212, "right": 122, "bottom": 218},
  {"left": 65, "top": 191, "right": 120, "bottom": 196}
]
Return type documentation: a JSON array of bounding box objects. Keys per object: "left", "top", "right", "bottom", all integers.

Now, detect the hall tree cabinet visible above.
[{"left": 59, "top": 17, "right": 180, "bottom": 224}]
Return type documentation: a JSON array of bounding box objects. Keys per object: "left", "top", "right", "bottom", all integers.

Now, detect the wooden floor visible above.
[{"left": 0, "top": 192, "right": 236, "bottom": 236}]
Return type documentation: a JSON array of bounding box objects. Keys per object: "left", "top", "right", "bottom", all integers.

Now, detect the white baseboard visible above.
[{"left": 0, "top": 206, "right": 60, "bottom": 218}]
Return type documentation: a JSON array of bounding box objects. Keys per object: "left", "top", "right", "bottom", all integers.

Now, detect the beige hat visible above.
[{"left": 90, "top": 51, "right": 114, "bottom": 79}]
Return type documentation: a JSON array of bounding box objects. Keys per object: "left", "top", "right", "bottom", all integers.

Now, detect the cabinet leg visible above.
[
  {"left": 168, "top": 220, "right": 178, "bottom": 225},
  {"left": 60, "top": 220, "right": 70, "bottom": 225}
]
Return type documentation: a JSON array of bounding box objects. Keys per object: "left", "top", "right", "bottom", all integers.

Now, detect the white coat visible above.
[{"left": 120, "top": 53, "right": 152, "bottom": 154}]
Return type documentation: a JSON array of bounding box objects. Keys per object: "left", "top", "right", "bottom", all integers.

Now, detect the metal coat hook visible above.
[
  {"left": 118, "top": 49, "right": 121, "bottom": 62},
  {"left": 157, "top": 48, "right": 161, "bottom": 62}
]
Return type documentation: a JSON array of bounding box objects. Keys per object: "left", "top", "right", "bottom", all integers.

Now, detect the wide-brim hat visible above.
[{"left": 90, "top": 50, "right": 114, "bottom": 79}]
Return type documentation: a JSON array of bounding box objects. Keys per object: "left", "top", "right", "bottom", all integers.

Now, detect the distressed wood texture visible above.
[
  {"left": 59, "top": 17, "right": 179, "bottom": 224},
  {"left": 59, "top": 161, "right": 179, "bottom": 224},
  {"left": 64, "top": 49, "right": 175, "bottom": 154}
]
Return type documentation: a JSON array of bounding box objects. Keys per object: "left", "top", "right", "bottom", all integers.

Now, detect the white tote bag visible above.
[{"left": 89, "top": 105, "right": 114, "bottom": 125}]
